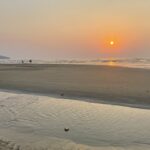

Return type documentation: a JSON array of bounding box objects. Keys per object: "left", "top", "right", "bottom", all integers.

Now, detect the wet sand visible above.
[
  {"left": 0, "top": 91, "right": 150, "bottom": 150},
  {"left": 0, "top": 64, "right": 150, "bottom": 107}
]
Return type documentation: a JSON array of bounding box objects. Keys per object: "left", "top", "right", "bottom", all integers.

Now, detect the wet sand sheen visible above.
[
  {"left": 0, "top": 64, "right": 150, "bottom": 108},
  {"left": 0, "top": 91, "right": 150, "bottom": 150}
]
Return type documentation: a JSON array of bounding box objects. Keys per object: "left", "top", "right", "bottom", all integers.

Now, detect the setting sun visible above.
[{"left": 110, "top": 41, "right": 114, "bottom": 45}]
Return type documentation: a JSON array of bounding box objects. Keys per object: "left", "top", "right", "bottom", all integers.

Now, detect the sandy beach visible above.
[
  {"left": 0, "top": 91, "right": 150, "bottom": 150},
  {"left": 0, "top": 64, "right": 150, "bottom": 107},
  {"left": 0, "top": 64, "right": 150, "bottom": 149}
]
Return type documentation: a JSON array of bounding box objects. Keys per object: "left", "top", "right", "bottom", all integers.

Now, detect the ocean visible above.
[{"left": 0, "top": 58, "right": 150, "bottom": 69}]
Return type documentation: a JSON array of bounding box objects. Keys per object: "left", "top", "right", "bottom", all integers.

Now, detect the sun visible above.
[{"left": 110, "top": 41, "right": 114, "bottom": 46}]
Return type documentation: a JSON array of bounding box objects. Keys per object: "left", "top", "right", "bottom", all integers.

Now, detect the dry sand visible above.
[{"left": 0, "top": 64, "right": 150, "bottom": 107}]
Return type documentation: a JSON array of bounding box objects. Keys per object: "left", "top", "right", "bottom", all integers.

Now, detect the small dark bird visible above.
[{"left": 64, "top": 128, "right": 69, "bottom": 132}]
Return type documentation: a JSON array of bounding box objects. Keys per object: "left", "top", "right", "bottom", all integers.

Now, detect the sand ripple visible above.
[{"left": 0, "top": 91, "right": 150, "bottom": 149}]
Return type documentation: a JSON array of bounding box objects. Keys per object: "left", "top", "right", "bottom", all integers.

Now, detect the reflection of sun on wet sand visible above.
[{"left": 0, "top": 64, "right": 150, "bottom": 108}]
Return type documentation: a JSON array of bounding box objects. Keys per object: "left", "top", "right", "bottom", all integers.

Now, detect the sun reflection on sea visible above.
[
  {"left": 108, "top": 61, "right": 116, "bottom": 66},
  {"left": 107, "top": 58, "right": 117, "bottom": 66}
]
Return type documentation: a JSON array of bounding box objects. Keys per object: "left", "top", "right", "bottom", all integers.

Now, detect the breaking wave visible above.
[{"left": 0, "top": 58, "right": 150, "bottom": 69}]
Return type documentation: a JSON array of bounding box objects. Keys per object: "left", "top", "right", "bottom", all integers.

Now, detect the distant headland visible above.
[{"left": 0, "top": 55, "right": 10, "bottom": 59}]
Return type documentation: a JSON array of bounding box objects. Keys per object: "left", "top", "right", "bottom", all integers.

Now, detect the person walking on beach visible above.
[{"left": 29, "top": 59, "right": 32, "bottom": 64}]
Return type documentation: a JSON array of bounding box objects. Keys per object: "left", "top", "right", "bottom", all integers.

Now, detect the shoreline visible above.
[
  {"left": 0, "top": 62, "right": 150, "bottom": 70},
  {"left": 0, "top": 64, "right": 150, "bottom": 109},
  {"left": 1, "top": 87, "right": 150, "bottom": 110}
]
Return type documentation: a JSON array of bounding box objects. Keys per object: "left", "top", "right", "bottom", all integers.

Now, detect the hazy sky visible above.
[{"left": 0, "top": 0, "right": 150, "bottom": 60}]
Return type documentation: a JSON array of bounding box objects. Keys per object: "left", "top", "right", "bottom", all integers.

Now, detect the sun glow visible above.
[
  {"left": 96, "top": 32, "right": 133, "bottom": 55},
  {"left": 110, "top": 41, "right": 114, "bottom": 45}
]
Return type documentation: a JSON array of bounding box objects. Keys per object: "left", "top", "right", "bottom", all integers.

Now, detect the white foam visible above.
[{"left": 1, "top": 58, "right": 150, "bottom": 69}]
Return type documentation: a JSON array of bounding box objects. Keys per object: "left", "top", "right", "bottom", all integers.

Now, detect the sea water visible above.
[
  {"left": 0, "top": 91, "right": 150, "bottom": 149},
  {"left": 1, "top": 58, "right": 150, "bottom": 69}
]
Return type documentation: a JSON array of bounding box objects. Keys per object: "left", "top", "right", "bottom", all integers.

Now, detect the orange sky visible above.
[{"left": 0, "top": 0, "right": 150, "bottom": 59}]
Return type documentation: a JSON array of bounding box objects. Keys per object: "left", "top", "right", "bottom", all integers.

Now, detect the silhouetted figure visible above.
[
  {"left": 64, "top": 128, "right": 69, "bottom": 132},
  {"left": 21, "top": 60, "right": 24, "bottom": 64},
  {"left": 29, "top": 59, "right": 32, "bottom": 64}
]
